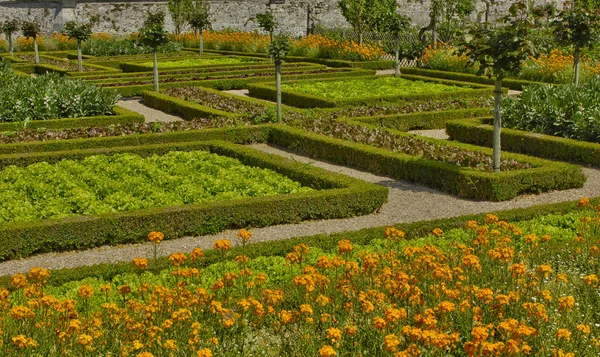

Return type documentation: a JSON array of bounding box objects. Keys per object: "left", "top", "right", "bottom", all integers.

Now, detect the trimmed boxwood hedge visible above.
[
  {"left": 269, "top": 125, "right": 585, "bottom": 201},
  {"left": 400, "top": 67, "right": 548, "bottom": 91},
  {"left": 142, "top": 90, "right": 238, "bottom": 119},
  {"left": 4, "top": 195, "right": 597, "bottom": 287},
  {"left": 247, "top": 74, "right": 495, "bottom": 108},
  {"left": 447, "top": 118, "right": 600, "bottom": 167},
  {"left": 349, "top": 107, "right": 491, "bottom": 131},
  {"left": 0, "top": 139, "right": 387, "bottom": 261},
  {"left": 0, "top": 106, "right": 144, "bottom": 132}
]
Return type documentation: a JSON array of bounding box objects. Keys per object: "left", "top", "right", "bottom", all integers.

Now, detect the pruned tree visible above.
[
  {"left": 269, "top": 36, "right": 290, "bottom": 122},
  {"left": 187, "top": 0, "right": 211, "bottom": 55},
  {"left": 413, "top": 0, "right": 475, "bottom": 46},
  {"left": 1, "top": 19, "right": 20, "bottom": 56},
  {"left": 21, "top": 21, "right": 41, "bottom": 64},
  {"left": 63, "top": 20, "right": 93, "bottom": 72},
  {"left": 459, "top": 0, "right": 536, "bottom": 172},
  {"left": 168, "top": 0, "right": 192, "bottom": 35},
  {"left": 249, "top": 10, "right": 278, "bottom": 43},
  {"left": 138, "top": 11, "right": 169, "bottom": 91},
  {"left": 552, "top": 1, "right": 600, "bottom": 86},
  {"left": 337, "top": 0, "right": 368, "bottom": 44},
  {"left": 385, "top": 14, "right": 412, "bottom": 77}
]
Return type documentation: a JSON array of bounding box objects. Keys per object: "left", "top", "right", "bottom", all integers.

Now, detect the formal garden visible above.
[{"left": 1, "top": 0, "right": 600, "bottom": 355}]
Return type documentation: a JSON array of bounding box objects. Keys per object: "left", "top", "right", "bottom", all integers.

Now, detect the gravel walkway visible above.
[
  {"left": 407, "top": 129, "right": 450, "bottom": 140},
  {"left": 117, "top": 97, "right": 184, "bottom": 123},
  {"left": 0, "top": 144, "right": 598, "bottom": 276}
]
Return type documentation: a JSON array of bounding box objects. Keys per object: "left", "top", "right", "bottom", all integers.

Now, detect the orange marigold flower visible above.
[
  {"left": 536, "top": 264, "right": 552, "bottom": 277},
  {"left": 556, "top": 328, "right": 571, "bottom": 340},
  {"left": 345, "top": 325, "right": 358, "bottom": 335},
  {"left": 77, "top": 334, "right": 93, "bottom": 346},
  {"left": 578, "top": 197, "right": 591, "bottom": 207},
  {"left": 191, "top": 248, "right": 204, "bottom": 260},
  {"left": 137, "top": 353, "right": 155, "bottom": 357},
  {"left": 337, "top": 239, "right": 353, "bottom": 254},
  {"left": 384, "top": 333, "right": 401, "bottom": 351},
  {"left": 237, "top": 229, "right": 252, "bottom": 243},
  {"left": 557, "top": 296, "right": 575, "bottom": 311},
  {"left": 9, "top": 306, "right": 35, "bottom": 320},
  {"left": 373, "top": 316, "right": 387, "bottom": 329},
  {"left": 10, "top": 273, "right": 28, "bottom": 289},
  {"left": 77, "top": 285, "right": 94, "bottom": 299},
  {"left": 432, "top": 228, "right": 444, "bottom": 237},
  {"left": 197, "top": 349, "right": 213, "bottom": 357},
  {"left": 319, "top": 345, "right": 337, "bottom": 357},
  {"left": 28, "top": 267, "right": 50, "bottom": 283},
  {"left": 12, "top": 334, "right": 38, "bottom": 349},
  {"left": 118, "top": 285, "right": 131, "bottom": 295},
  {"left": 214, "top": 239, "right": 231, "bottom": 251},
  {"left": 169, "top": 252, "right": 187, "bottom": 267},
  {"left": 148, "top": 231, "right": 164, "bottom": 244},
  {"left": 132, "top": 257, "right": 149, "bottom": 269},
  {"left": 485, "top": 214, "right": 499, "bottom": 223},
  {"left": 326, "top": 327, "right": 343, "bottom": 342},
  {"left": 584, "top": 274, "right": 599, "bottom": 286}
]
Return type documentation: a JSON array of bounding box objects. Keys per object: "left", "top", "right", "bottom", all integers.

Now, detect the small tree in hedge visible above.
[
  {"left": 385, "top": 14, "right": 411, "bottom": 77},
  {"left": 21, "top": 20, "right": 41, "bottom": 64},
  {"left": 168, "top": 0, "right": 192, "bottom": 35},
  {"left": 552, "top": 1, "right": 600, "bottom": 86},
  {"left": 459, "top": 0, "right": 535, "bottom": 172},
  {"left": 269, "top": 36, "right": 290, "bottom": 122},
  {"left": 187, "top": 0, "right": 211, "bottom": 55},
  {"left": 138, "top": 12, "right": 169, "bottom": 91},
  {"left": 63, "top": 20, "right": 93, "bottom": 72},
  {"left": 2, "top": 19, "right": 20, "bottom": 56},
  {"left": 249, "top": 10, "right": 278, "bottom": 43},
  {"left": 337, "top": 0, "right": 368, "bottom": 44}
]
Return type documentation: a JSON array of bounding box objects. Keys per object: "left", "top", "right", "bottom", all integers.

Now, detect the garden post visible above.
[
  {"left": 33, "top": 35, "right": 39, "bottom": 64},
  {"left": 493, "top": 78, "right": 502, "bottom": 172},
  {"left": 77, "top": 39, "right": 83, "bottom": 72},
  {"left": 153, "top": 50, "right": 159, "bottom": 91},
  {"left": 275, "top": 59, "right": 282, "bottom": 122}
]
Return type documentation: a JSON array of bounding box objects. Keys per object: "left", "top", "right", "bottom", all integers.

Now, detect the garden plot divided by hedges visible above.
[
  {"left": 7, "top": 53, "right": 121, "bottom": 76},
  {"left": 0, "top": 139, "right": 387, "bottom": 261},
  {"left": 447, "top": 118, "right": 600, "bottom": 167},
  {"left": 119, "top": 56, "right": 268, "bottom": 72},
  {"left": 0, "top": 106, "right": 144, "bottom": 132},
  {"left": 247, "top": 75, "right": 495, "bottom": 108}
]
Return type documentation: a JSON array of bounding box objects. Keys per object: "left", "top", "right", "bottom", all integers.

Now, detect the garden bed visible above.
[
  {"left": 0, "top": 139, "right": 386, "bottom": 260},
  {"left": 120, "top": 56, "right": 266, "bottom": 72},
  {"left": 247, "top": 75, "right": 493, "bottom": 108}
]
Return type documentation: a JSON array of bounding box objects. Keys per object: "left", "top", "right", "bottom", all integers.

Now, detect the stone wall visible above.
[{"left": 0, "top": 0, "right": 561, "bottom": 37}]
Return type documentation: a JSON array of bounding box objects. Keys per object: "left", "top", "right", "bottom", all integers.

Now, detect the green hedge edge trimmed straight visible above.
[{"left": 447, "top": 118, "right": 600, "bottom": 167}]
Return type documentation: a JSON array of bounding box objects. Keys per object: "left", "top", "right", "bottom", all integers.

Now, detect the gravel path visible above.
[
  {"left": 0, "top": 144, "right": 598, "bottom": 276},
  {"left": 407, "top": 129, "right": 450, "bottom": 140},
  {"left": 117, "top": 97, "right": 184, "bottom": 123}
]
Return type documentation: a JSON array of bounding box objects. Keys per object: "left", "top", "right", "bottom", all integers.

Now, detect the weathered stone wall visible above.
[{"left": 0, "top": 0, "right": 561, "bottom": 37}]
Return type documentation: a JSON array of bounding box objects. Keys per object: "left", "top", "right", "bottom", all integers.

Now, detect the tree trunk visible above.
[
  {"left": 77, "top": 40, "right": 83, "bottom": 72},
  {"left": 199, "top": 31, "right": 204, "bottom": 56},
  {"left": 153, "top": 50, "right": 159, "bottom": 92},
  {"left": 493, "top": 78, "right": 502, "bottom": 173},
  {"left": 395, "top": 35, "right": 400, "bottom": 77},
  {"left": 431, "top": 18, "right": 437, "bottom": 48},
  {"left": 574, "top": 46, "right": 581, "bottom": 86},
  {"left": 8, "top": 33, "right": 13, "bottom": 56},
  {"left": 33, "top": 35, "right": 39, "bottom": 64},
  {"left": 276, "top": 60, "right": 282, "bottom": 123},
  {"left": 269, "top": 31, "right": 274, "bottom": 43}
]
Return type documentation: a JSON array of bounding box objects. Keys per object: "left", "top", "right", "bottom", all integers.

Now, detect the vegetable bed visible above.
[
  {"left": 247, "top": 75, "right": 494, "bottom": 108},
  {"left": 120, "top": 56, "right": 265, "bottom": 72}
]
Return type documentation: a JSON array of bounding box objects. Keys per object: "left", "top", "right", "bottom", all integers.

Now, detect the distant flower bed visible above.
[
  {"left": 420, "top": 43, "right": 478, "bottom": 74},
  {"left": 172, "top": 31, "right": 386, "bottom": 61},
  {"left": 82, "top": 33, "right": 183, "bottom": 57},
  {"left": 519, "top": 50, "right": 600, "bottom": 84}
]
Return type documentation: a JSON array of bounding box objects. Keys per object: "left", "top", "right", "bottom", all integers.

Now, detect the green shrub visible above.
[
  {"left": 503, "top": 78, "right": 600, "bottom": 143},
  {"left": 82, "top": 36, "right": 183, "bottom": 57},
  {"left": 0, "top": 66, "right": 119, "bottom": 123}
]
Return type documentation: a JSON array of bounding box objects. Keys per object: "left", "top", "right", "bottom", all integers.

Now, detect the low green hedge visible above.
[
  {"left": 142, "top": 90, "right": 239, "bottom": 119},
  {"left": 0, "top": 106, "right": 144, "bottom": 132},
  {"left": 247, "top": 74, "right": 494, "bottom": 108},
  {"left": 8, "top": 195, "right": 598, "bottom": 286},
  {"left": 269, "top": 125, "right": 585, "bottom": 201},
  {"left": 0, "top": 139, "right": 387, "bottom": 261},
  {"left": 447, "top": 118, "right": 600, "bottom": 167},
  {"left": 97, "top": 68, "right": 375, "bottom": 96},
  {"left": 349, "top": 107, "right": 491, "bottom": 131},
  {"left": 401, "top": 67, "right": 548, "bottom": 91},
  {"left": 199, "top": 49, "right": 396, "bottom": 69}
]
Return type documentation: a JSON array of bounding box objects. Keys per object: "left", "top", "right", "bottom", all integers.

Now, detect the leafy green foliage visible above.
[
  {"left": 138, "top": 12, "right": 169, "bottom": 50},
  {"left": 503, "top": 79, "right": 600, "bottom": 143},
  {"left": 553, "top": 1, "right": 600, "bottom": 51},
  {"left": 187, "top": 0, "right": 211, "bottom": 32},
  {"left": 63, "top": 21, "right": 93, "bottom": 42},
  {"left": 139, "top": 57, "right": 255, "bottom": 68},
  {"left": 281, "top": 77, "right": 463, "bottom": 100},
  {"left": 269, "top": 36, "right": 290, "bottom": 62},
  {"left": 249, "top": 10, "right": 277, "bottom": 36},
  {"left": 168, "top": 0, "right": 192, "bottom": 35},
  {"left": 0, "top": 150, "right": 311, "bottom": 224},
  {"left": 1, "top": 19, "right": 19, "bottom": 35},
  {"left": 0, "top": 66, "right": 119, "bottom": 123},
  {"left": 82, "top": 37, "right": 182, "bottom": 57},
  {"left": 20, "top": 20, "right": 40, "bottom": 38}
]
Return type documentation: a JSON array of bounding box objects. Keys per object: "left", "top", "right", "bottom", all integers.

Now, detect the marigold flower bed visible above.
[{"left": 2, "top": 202, "right": 600, "bottom": 356}]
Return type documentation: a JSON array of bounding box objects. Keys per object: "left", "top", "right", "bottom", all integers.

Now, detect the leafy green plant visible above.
[
  {"left": 0, "top": 66, "right": 119, "bottom": 124},
  {"left": 168, "top": 0, "right": 192, "bottom": 35},
  {"left": 82, "top": 37, "right": 182, "bottom": 57},
  {"left": 187, "top": 0, "right": 211, "bottom": 55},
  {"left": 139, "top": 11, "right": 170, "bottom": 91},
  {"left": 0, "top": 150, "right": 311, "bottom": 224},
  {"left": 139, "top": 57, "right": 254, "bottom": 69},
  {"left": 281, "top": 77, "right": 463, "bottom": 100},
  {"left": 248, "top": 10, "right": 277, "bottom": 42},
  {"left": 503, "top": 78, "right": 600, "bottom": 143}
]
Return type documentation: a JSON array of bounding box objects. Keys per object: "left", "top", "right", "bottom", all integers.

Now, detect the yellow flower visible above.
[
  {"left": 214, "top": 239, "right": 231, "bottom": 251},
  {"left": 197, "top": 348, "right": 213, "bottom": 357},
  {"left": 78, "top": 285, "right": 94, "bottom": 299},
  {"left": 169, "top": 252, "right": 187, "bottom": 267},
  {"left": 132, "top": 257, "right": 149, "bottom": 269},
  {"left": 237, "top": 229, "right": 252, "bottom": 243},
  {"left": 191, "top": 248, "right": 204, "bottom": 260},
  {"left": 319, "top": 345, "right": 337, "bottom": 357},
  {"left": 28, "top": 267, "right": 50, "bottom": 283},
  {"left": 137, "top": 353, "right": 155, "bottom": 357},
  {"left": 77, "top": 334, "right": 93, "bottom": 346},
  {"left": 326, "top": 327, "right": 342, "bottom": 342},
  {"left": 556, "top": 328, "right": 571, "bottom": 340},
  {"left": 147, "top": 231, "right": 164, "bottom": 244},
  {"left": 384, "top": 334, "right": 401, "bottom": 351},
  {"left": 432, "top": 228, "right": 444, "bottom": 237}
]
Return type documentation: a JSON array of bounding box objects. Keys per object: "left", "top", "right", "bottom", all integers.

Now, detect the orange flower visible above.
[
  {"left": 77, "top": 285, "right": 94, "bottom": 299},
  {"left": 169, "top": 252, "right": 187, "bottom": 267},
  {"left": 432, "top": 228, "right": 444, "bottom": 237},
  {"left": 214, "top": 239, "right": 231, "bottom": 252},
  {"left": 319, "top": 345, "right": 337, "bottom": 357},
  {"left": 132, "top": 257, "right": 149, "bottom": 269},
  {"left": 148, "top": 231, "right": 164, "bottom": 244}
]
